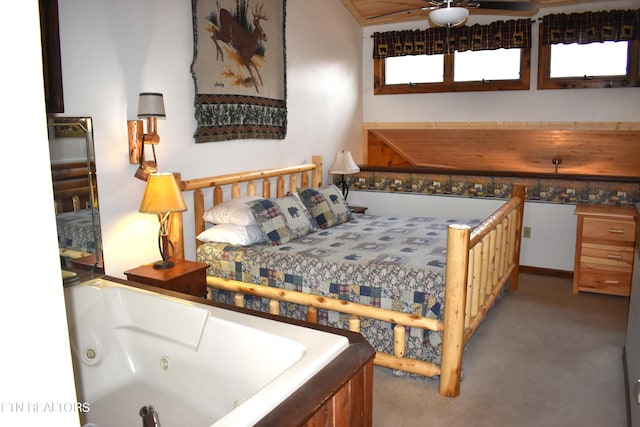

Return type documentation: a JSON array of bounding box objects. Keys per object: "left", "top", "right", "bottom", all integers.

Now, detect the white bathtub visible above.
[{"left": 64, "top": 278, "right": 349, "bottom": 427}]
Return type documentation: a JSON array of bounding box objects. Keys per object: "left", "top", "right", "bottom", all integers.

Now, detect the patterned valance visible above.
[
  {"left": 541, "top": 9, "right": 640, "bottom": 45},
  {"left": 372, "top": 19, "right": 531, "bottom": 58}
]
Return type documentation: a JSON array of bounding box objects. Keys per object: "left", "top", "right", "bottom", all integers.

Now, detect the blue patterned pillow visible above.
[
  {"left": 249, "top": 196, "right": 316, "bottom": 245},
  {"left": 298, "top": 185, "right": 352, "bottom": 229}
]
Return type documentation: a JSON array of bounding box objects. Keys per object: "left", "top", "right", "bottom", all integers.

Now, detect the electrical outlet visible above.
[{"left": 523, "top": 226, "right": 532, "bottom": 238}]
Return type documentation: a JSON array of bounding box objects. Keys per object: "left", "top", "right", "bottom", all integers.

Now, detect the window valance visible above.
[
  {"left": 541, "top": 9, "right": 640, "bottom": 45},
  {"left": 372, "top": 19, "right": 532, "bottom": 58}
]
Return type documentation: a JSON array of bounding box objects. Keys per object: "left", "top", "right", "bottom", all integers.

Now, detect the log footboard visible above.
[
  {"left": 207, "top": 274, "right": 443, "bottom": 378},
  {"left": 174, "top": 156, "right": 525, "bottom": 397}
]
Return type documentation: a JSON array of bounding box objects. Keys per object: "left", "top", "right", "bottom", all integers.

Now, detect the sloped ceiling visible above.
[{"left": 340, "top": 0, "right": 615, "bottom": 26}]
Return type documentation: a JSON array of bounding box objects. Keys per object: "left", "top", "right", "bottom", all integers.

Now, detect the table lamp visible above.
[
  {"left": 328, "top": 151, "right": 360, "bottom": 200},
  {"left": 139, "top": 173, "right": 187, "bottom": 269}
]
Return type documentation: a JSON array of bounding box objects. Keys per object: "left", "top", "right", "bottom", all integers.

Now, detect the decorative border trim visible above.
[{"left": 339, "top": 171, "right": 639, "bottom": 206}]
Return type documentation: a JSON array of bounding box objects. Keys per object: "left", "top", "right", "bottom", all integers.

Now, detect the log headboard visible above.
[
  {"left": 51, "top": 161, "right": 98, "bottom": 213},
  {"left": 170, "top": 155, "right": 324, "bottom": 261}
]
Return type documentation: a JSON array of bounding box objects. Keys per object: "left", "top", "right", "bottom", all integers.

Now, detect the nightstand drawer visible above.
[
  {"left": 582, "top": 217, "right": 636, "bottom": 243},
  {"left": 576, "top": 265, "right": 631, "bottom": 296},
  {"left": 580, "top": 242, "right": 634, "bottom": 266}
]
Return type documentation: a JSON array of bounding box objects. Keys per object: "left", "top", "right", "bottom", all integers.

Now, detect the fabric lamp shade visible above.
[
  {"left": 139, "top": 173, "right": 187, "bottom": 214},
  {"left": 328, "top": 151, "right": 360, "bottom": 175},
  {"left": 137, "top": 92, "right": 166, "bottom": 118}
]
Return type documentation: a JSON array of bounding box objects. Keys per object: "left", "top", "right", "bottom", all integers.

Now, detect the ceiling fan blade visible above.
[
  {"left": 474, "top": 1, "right": 539, "bottom": 12},
  {"left": 369, "top": 6, "right": 437, "bottom": 20}
]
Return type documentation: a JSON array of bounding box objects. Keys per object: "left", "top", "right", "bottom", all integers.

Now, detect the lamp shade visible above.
[
  {"left": 137, "top": 92, "right": 166, "bottom": 118},
  {"left": 139, "top": 173, "right": 187, "bottom": 214},
  {"left": 429, "top": 5, "right": 468, "bottom": 27},
  {"left": 328, "top": 151, "right": 360, "bottom": 175}
]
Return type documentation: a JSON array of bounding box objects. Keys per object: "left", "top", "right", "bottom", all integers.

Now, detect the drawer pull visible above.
[
  {"left": 606, "top": 254, "right": 623, "bottom": 260},
  {"left": 608, "top": 228, "right": 625, "bottom": 234},
  {"left": 604, "top": 279, "right": 620, "bottom": 285}
]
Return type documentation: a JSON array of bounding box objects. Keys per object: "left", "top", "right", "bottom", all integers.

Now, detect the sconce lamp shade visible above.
[
  {"left": 328, "top": 151, "right": 360, "bottom": 175},
  {"left": 429, "top": 4, "right": 469, "bottom": 27},
  {"left": 137, "top": 92, "right": 166, "bottom": 118},
  {"left": 139, "top": 173, "right": 187, "bottom": 214}
]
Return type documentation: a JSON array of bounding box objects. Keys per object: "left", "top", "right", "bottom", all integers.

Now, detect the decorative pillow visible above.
[
  {"left": 202, "top": 196, "right": 263, "bottom": 226},
  {"left": 249, "top": 196, "right": 316, "bottom": 245},
  {"left": 196, "top": 224, "right": 264, "bottom": 246},
  {"left": 298, "top": 185, "right": 352, "bottom": 229}
]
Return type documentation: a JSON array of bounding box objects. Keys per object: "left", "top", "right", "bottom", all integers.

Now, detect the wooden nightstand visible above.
[
  {"left": 125, "top": 259, "right": 209, "bottom": 298},
  {"left": 349, "top": 205, "right": 367, "bottom": 214},
  {"left": 573, "top": 204, "right": 639, "bottom": 296}
]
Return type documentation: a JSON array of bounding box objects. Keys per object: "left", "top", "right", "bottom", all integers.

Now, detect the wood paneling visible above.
[
  {"left": 364, "top": 122, "right": 640, "bottom": 178},
  {"left": 341, "top": 0, "right": 542, "bottom": 26}
]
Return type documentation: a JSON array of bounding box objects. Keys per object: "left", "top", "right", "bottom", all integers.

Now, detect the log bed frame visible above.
[{"left": 173, "top": 155, "right": 526, "bottom": 397}]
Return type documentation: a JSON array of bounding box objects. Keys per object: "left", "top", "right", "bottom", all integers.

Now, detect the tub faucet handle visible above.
[{"left": 139, "top": 405, "right": 161, "bottom": 427}]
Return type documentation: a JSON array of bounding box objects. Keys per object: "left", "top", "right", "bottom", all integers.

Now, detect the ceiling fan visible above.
[{"left": 373, "top": 0, "right": 539, "bottom": 27}]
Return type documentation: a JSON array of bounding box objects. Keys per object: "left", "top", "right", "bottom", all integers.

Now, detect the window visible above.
[
  {"left": 454, "top": 48, "right": 522, "bottom": 82},
  {"left": 385, "top": 55, "right": 444, "bottom": 84},
  {"left": 549, "top": 41, "right": 629, "bottom": 78},
  {"left": 373, "top": 19, "right": 532, "bottom": 95},
  {"left": 537, "top": 10, "right": 640, "bottom": 90},
  {"left": 375, "top": 48, "right": 529, "bottom": 94},
  {"left": 539, "top": 38, "right": 639, "bottom": 89}
]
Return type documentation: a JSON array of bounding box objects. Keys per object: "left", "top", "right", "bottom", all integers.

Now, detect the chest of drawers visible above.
[{"left": 573, "top": 204, "right": 639, "bottom": 296}]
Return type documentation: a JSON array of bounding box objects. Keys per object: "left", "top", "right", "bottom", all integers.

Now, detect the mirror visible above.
[{"left": 48, "top": 116, "right": 104, "bottom": 284}]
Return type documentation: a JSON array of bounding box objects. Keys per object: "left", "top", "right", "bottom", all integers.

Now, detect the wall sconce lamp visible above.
[
  {"left": 139, "top": 173, "right": 187, "bottom": 269},
  {"left": 328, "top": 151, "right": 360, "bottom": 200},
  {"left": 128, "top": 92, "right": 166, "bottom": 165}
]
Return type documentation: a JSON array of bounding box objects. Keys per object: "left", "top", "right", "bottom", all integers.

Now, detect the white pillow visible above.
[
  {"left": 196, "top": 224, "right": 265, "bottom": 246},
  {"left": 202, "top": 196, "right": 263, "bottom": 226}
]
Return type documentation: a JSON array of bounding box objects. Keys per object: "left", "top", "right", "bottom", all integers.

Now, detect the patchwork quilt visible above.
[
  {"left": 197, "top": 214, "right": 483, "bottom": 371},
  {"left": 56, "top": 208, "right": 101, "bottom": 253}
]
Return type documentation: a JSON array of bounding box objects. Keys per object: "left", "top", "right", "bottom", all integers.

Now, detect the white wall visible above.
[
  {"left": 0, "top": 1, "right": 80, "bottom": 426},
  {"left": 359, "top": 0, "right": 640, "bottom": 271},
  {"left": 57, "top": 0, "right": 363, "bottom": 277},
  {"left": 362, "top": 0, "right": 640, "bottom": 122}
]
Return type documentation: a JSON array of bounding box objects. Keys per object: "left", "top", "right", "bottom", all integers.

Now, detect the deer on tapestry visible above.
[{"left": 207, "top": 2, "right": 269, "bottom": 93}]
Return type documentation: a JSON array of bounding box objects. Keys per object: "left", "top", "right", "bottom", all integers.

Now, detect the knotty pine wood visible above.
[
  {"left": 573, "top": 204, "right": 639, "bottom": 296},
  {"left": 364, "top": 122, "right": 640, "bottom": 178}
]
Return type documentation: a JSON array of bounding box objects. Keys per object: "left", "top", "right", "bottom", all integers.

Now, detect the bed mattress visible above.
[
  {"left": 56, "top": 208, "right": 101, "bottom": 253},
  {"left": 197, "top": 213, "right": 483, "bottom": 369}
]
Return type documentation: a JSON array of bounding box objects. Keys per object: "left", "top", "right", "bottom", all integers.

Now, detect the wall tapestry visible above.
[{"left": 191, "top": 0, "right": 287, "bottom": 143}]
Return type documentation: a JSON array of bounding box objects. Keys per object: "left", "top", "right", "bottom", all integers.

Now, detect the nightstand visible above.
[
  {"left": 125, "top": 259, "right": 209, "bottom": 298},
  {"left": 349, "top": 205, "right": 367, "bottom": 214},
  {"left": 573, "top": 204, "right": 638, "bottom": 296}
]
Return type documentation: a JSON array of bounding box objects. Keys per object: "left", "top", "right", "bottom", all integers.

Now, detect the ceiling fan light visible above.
[{"left": 429, "top": 6, "right": 469, "bottom": 27}]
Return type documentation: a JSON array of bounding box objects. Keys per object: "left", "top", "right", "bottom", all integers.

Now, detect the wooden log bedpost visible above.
[
  {"left": 439, "top": 224, "right": 471, "bottom": 397},
  {"left": 168, "top": 172, "right": 184, "bottom": 260},
  {"left": 508, "top": 183, "right": 526, "bottom": 290},
  {"left": 311, "top": 155, "right": 323, "bottom": 187}
]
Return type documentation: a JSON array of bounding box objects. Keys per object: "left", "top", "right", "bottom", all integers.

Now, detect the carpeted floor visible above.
[{"left": 372, "top": 273, "right": 629, "bottom": 427}]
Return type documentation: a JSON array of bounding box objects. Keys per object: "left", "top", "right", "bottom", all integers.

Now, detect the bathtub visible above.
[{"left": 64, "top": 278, "right": 351, "bottom": 427}]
